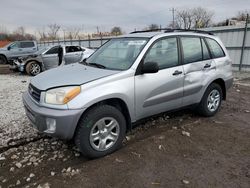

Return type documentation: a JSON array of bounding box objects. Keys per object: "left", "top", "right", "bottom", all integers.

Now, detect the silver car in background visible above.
[
  {"left": 23, "top": 29, "right": 233, "bottom": 158},
  {"left": 11, "top": 45, "right": 94, "bottom": 76}
]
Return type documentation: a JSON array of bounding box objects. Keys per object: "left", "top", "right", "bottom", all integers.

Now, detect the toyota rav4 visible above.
[{"left": 23, "top": 29, "right": 233, "bottom": 158}]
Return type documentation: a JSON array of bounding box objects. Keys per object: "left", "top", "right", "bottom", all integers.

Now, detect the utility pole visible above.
[
  {"left": 239, "top": 13, "right": 249, "bottom": 71},
  {"left": 170, "top": 8, "right": 176, "bottom": 29}
]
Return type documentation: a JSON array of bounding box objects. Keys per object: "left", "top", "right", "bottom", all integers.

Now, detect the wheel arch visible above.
[
  {"left": 73, "top": 97, "right": 132, "bottom": 139},
  {"left": 0, "top": 54, "right": 8, "bottom": 63},
  {"left": 210, "top": 78, "right": 226, "bottom": 100}
]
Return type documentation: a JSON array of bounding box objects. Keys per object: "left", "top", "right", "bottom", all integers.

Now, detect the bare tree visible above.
[
  {"left": 176, "top": 7, "right": 214, "bottom": 29},
  {"left": 147, "top": 24, "right": 160, "bottom": 30},
  {"left": 37, "top": 27, "right": 47, "bottom": 41},
  {"left": 0, "top": 25, "right": 8, "bottom": 34},
  {"left": 192, "top": 7, "right": 214, "bottom": 28},
  {"left": 236, "top": 10, "right": 250, "bottom": 21},
  {"left": 14, "top": 26, "right": 25, "bottom": 36},
  {"left": 213, "top": 10, "right": 249, "bottom": 27},
  {"left": 65, "top": 27, "right": 80, "bottom": 40},
  {"left": 47, "top": 23, "right": 61, "bottom": 40},
  {"left": 111, "top": 27, "right": 122, "bottom": 36},
  {"left": 176, "top": 9, "right": 193, "bottom": 29}
]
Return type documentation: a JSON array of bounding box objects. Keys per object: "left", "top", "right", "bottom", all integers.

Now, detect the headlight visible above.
[{"left": 45, "top": 86, "right": 81, "bottom": 105}]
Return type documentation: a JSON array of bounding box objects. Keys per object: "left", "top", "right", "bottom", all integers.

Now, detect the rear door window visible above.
[
  {"left": 66, "top": 46, "right": 83, "bottom": 53},
  {"left": 20, "top": 42, "right": 35, "bottom": 48},
  {"left": 181, "top": 37, "right": 203, "bottom": 64},
  {"left": 205, "top": 38, "right": 225, "bottom": 58}
]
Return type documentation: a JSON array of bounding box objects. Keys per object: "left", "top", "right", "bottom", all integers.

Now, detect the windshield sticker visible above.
[{"left": 128, "top": 41, "right": 146, "bottom": 45}]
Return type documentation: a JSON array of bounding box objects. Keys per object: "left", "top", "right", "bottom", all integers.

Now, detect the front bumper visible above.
[
  {"left": 9, "top": 59, "right": 25, "bottom": 72},
  {"left": 22, "top": 91, "right": 85, "bottom": 140}
]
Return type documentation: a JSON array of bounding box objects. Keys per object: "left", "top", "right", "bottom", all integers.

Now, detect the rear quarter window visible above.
[
  {"left": 205, "top": 38, "right": 225, "bottom": 58},
  {"left": 20, "top": 42, "right": 35, "bottom": 48}
]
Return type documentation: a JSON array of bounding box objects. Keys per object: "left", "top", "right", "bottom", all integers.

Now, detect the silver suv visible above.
[{"left": 23, "top": 29, "right": 233, "bottom": 158}]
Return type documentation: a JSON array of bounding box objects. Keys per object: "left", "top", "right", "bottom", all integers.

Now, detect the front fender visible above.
[{"left": 67, "top": 76, "right": 135, "bottom": 121}]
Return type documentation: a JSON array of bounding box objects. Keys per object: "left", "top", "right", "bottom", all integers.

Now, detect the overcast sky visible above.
[{"left": 0, "top": 0, "right": 249, "bottom": 35}]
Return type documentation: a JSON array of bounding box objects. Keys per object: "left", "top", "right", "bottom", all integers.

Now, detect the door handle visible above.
[
  {"left": 172, "top": 70, "right": 183, "bottom": 76},
  {"left": 204, "top": 64, "right": 211, "bottom": 68}
]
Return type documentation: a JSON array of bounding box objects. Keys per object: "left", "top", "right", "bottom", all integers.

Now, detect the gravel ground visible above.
[
  {"left": 0, "top": 72, "right": 250, "bottom": 188},
  {"left": 0, "top": 74, "right": 38, "bottom": 149}
]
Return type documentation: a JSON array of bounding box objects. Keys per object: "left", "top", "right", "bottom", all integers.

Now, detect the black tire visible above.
[
  {"left": 197, "top": 83, "right": 223, "bottom": 117},
  {"left": 74, "top": 105, "right": 127, "bottom": 159},
  {"left": 0, "top": 55, "right": 7, "bottom": 64},
  {"left": 25, "top": 61, "right": 41, "bottom": 76}
]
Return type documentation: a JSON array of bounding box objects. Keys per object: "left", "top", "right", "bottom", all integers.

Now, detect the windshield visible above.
[
  {"left": 36, "top": 47, "right": 49, "bottom": 54},
  {"left": 86, "top": 38, "right": 148, "bottom": 70},
  {"left": 3, "top": 42, "right": 13, "bottom": 48}
]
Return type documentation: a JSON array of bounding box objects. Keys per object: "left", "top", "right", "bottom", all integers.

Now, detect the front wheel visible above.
[
  {"left": 25, "top": 61, "right": 41, "bottom": 76},
  {"left": 0, "top": 55, "right": 7, "bottom": 64},
  {"left": 197, "top": 83, "right": 223, "bottom": 117},
  {"left": 74, "top": 105, "right": 127, "bottom": 159}
]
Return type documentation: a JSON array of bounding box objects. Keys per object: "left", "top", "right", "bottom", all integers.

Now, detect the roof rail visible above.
[
  {"left": 164, "top": 29, "right": 214, "bottom": 35},
  {"left": 130, "top": 28, "right": 171, "bottom": 34},
  {"left": 130, "top": 28, "right": 214, "bottom": 35}
]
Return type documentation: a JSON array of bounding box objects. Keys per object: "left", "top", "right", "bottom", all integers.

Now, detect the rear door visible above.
[
  {"left": 41, "top": 46, "right": 59, "bottom": 70},
  {"left": 64, "top": 46, "right": 83, "bottom": 64},
  {"left": 181, "top": 36, "right": 216, "bottom": 106},
  {"left": 19, "top": 41, "right": 37, "bottom": 55},
  {"left": 135, "top": 37, "right": 184, "bottom": 120}
]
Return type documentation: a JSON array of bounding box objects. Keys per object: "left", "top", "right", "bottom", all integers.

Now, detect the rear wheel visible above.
[
  {"left": 197, "top": 83, "right": 223, "bottom": 117},
  {"left": 25, "top": 61, "right": 41, "bottom": 76},
  {"left": 0, "top": 55, "right": 7, "bottom": 64},
  {"left": 75, "top": 105, "right": 126, "bottom": 159}
]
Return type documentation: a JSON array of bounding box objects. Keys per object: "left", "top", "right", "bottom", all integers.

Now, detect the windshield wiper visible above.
[
  {"left": 88, "top": 63, "right": 106, "bottom": 69},
  {"left": 80, "top": 58, "right": 88, "bottom": 65}
]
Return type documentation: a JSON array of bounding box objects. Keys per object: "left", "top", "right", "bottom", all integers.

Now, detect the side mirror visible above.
[
  {"left": 142, "top": 62, "right": 159, "bottom": 74},
  {"left": 7, "top": 46, "right": 11, "bottom": 50}
]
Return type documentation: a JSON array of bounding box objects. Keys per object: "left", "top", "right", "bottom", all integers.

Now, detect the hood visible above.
[
  {"left": 31, "top": 63, "right": 120, "bottom": 90},
  {"left": 0, "top": 47, "right": 7, "bottom": 52}
]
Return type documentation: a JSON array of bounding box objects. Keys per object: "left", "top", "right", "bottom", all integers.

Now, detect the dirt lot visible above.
[{"left": 0, "top": 73, "right": 250, "bottom": 188}]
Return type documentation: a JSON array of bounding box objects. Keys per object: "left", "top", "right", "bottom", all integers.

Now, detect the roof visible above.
[
  {"left": 117, "top": 29, "right": 214, "bottom": 39},
  {"left": 120, "top": 31, "right": 163, "bottom": 38}
]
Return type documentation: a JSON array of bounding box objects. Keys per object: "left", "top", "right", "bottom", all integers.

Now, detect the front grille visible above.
[{"left": 28, "top": 84, "right": 41, "bottom": 102}]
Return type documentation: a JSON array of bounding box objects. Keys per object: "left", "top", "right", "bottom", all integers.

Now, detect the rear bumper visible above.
[
  {"left": 22, "top": 91, "right": 85, "bottom": 140},
  {"left": 225, "top": 77, "right": 233, "bottom": 90}
]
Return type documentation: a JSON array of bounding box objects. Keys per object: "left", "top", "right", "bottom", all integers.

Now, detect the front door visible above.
[
  {"left": 7, "top": 42, "right": 22, "bottom": 58},
  {"left": 135, "top": 37, "right": 184, "bottom": 120},
  {"left": 42, "top": 46, "right": 59, "bottom": 70}
]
